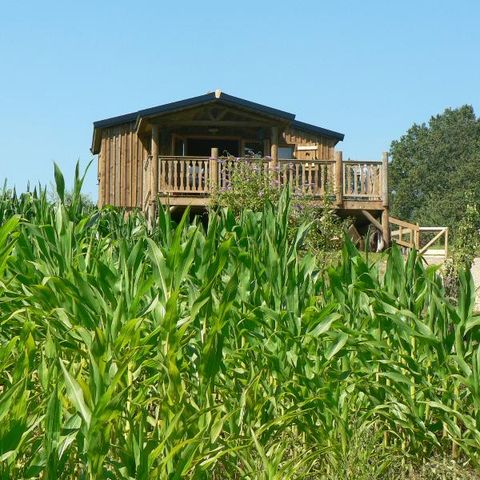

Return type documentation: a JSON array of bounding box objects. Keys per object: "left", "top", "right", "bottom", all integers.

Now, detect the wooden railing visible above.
[
  {"left": 157, "top": 156, "right": 384, "bottom": 201},
  {"left": 343, "top": 161, "right": 382, "bottom": 200},
  {"left": 278, "top": 160, "right": 335, "bottom": 197},
  {"left": 390, "top": 217, "right": 448, "bottom": 257},
  {"left": 418, "top": 226, "right": 449, "bottom": 257},
  {"left": 217, "top": 157, "right": 270, "bottom": 191},
  {"left": 390, "top": 217, "right": 419, "bottom": 249},
  {"left": 159, "top": 156, "right": 211, "bottom": 194}
]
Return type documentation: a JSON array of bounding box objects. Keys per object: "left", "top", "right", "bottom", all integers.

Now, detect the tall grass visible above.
[{"left": 1, "top": 165, "right": 480, "bottom": 478}]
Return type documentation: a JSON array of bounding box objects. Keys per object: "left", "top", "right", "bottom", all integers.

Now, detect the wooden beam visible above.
[
  {"left": 382, "top": 152, "right": 389, "bottom": 208},
  {"left": 210, "top": 147, "right": 218, "bottom": 191},
  {"left": 419, "top": 228, "right": 448, "bottom": 254},
  {"left": 151, "top": 120, "right": 274, "bottom": 127},
  {"left": 361, "top": 209, "right": 383, "bottom": 232},
  {"left": 151, "top": 125, "right": 160, "bottom": 205},
  {"left": 348, "top": 224, "right": 363, "bottom": 249},
  {"left": 335, "top": 150, "right": 343, "bottom": 206},
  {"left": 270, "top": 126, "right": 279, "bottom": 167},
  {"left": 98, "top": 136, "right": 105, "bottom": 208},
  {"left": 382, "top": 208, "right": 390, "bottom": 247},
  {"left": 341, "top": 200, "right": 384, "bottom": 210}
]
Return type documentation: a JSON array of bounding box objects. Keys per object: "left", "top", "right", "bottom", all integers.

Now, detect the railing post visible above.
[
  {"left": 444, "top": 227, "right": 449, "bottom": 258},
  {"left": 382, "top": 152, "right": 389, "bottom": 208},
  {"left": 335, "top": 150, "right": 343, "bottom": 206},
  {"left": 270, "top": 126, "right": 278, "bottom": 168},
  {"left": 381, "top": 152, "right": 390, "bottom": 247},
  {"left": 210, "top": 147, "right": 218, "bottom": 192},
  {"left": 151, "top": 125, "right": 160, "bottom": 201}
]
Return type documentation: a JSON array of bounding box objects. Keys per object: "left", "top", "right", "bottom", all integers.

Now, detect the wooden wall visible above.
[
  {"left": 97, "top": 122, "right": 149, "bottom": 208},
  {"left": 96, "top": 123, "right": 339, "bottom": 209},
  {"left": 284, "top": 128, "right": 336, "bottom": 160}
]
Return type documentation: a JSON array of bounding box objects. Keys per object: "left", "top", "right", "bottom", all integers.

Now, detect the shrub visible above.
[
  {"left": 443, "top": 192, "right": 480, "bottom": 299},
  {"left": 210, "top": 158, "right": 280, "bottom": 214},
  {"left": 211, "top": 158, "right": 347, "bottom": 255}
]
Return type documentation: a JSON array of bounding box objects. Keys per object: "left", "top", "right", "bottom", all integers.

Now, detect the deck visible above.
[{"left": 152, "top": 155, "right": 387, "bottom": 210}]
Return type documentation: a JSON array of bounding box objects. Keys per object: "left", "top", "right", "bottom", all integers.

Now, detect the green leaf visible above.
[
  {"left": 325, "top": 332, "right": 348, "bottom": 360},
  {"left": 60, "top": 360, "right": 91, "bottom": 426},
  {"left": 53, "top": 163, "right": 65, "bottom": 203}
]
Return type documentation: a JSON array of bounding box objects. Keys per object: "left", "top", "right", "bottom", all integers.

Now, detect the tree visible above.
[{"left": 389, "top": 105, "right": 480, "bottom": 233}]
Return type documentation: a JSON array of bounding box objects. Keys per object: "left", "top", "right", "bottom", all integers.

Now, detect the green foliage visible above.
[
  {"left": 452, "top": 193, "right": 480, "bottom": 270},
  {"left": 210, "top": 158, "right": 281, "bottom": 214},
  {"left": 389, "top": 105, "right": 480, "bottom": 234},
  {"left": 211, "top": 159, "right": 346, "bottom": 255},
  {"left": 443, "top": 193, "right": 480, "bottom": 299},
  {"left": 1, "top": 165, "right": 480, "bottom": 478}
]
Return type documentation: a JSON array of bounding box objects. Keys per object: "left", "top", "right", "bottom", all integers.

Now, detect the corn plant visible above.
[{"left": 0, "top": 164, "right": 480, "bottom": 478}]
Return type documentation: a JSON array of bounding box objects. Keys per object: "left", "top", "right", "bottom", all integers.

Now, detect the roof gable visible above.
[
  {"left": 91, "top": 91, "right": 344, "bottom": 153},
  {"left": 93, "top": 91, "right": 295, "bottom": 130}
]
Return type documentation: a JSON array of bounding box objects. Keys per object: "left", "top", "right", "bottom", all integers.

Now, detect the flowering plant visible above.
[{"left": 210, "top": 159, "right": 348, "bottom": 254}]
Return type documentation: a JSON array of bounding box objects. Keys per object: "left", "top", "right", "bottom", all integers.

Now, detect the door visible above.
[{"left": 186, "top": 138, "right": 240, "bottom": 157}]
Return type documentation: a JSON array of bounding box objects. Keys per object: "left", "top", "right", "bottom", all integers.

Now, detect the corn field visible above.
[{"left": 1, "top": 166, "right": 480, "bottom": 479}]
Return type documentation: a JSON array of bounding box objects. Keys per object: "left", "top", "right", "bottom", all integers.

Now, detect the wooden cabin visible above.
[{"left": 91, "top": 90, "right": 390, "bottom": 244}]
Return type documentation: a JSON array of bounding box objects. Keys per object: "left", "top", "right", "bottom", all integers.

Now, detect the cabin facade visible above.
[{"left": 91, "top": 90, "right": 390, "bottom": 244}]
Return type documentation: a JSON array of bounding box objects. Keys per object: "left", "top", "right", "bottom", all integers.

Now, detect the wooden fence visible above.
[
  {"left": 157, "top": 156, "right": 383, "bottom": 200},
  {"left": 389, "top": 217, "right": 448, "bottom": 258}
]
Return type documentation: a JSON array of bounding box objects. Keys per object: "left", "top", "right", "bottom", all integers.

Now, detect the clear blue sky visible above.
[{"left": 1, "top": 0, "right": 479, "bottom": 200}]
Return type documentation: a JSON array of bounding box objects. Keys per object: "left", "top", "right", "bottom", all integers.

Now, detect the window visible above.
[{"left": 278, "top": 146, "right": 294, "bottom": 159}]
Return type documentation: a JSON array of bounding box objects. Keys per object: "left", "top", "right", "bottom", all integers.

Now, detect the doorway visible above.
[{"left": 186, "top": 138, "right": 239, "bottom": 157}]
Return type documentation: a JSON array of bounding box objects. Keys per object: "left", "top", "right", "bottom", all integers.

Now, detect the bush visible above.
[
  {"left": 211, "top": 158, "right": 347, "bottom": 255},
  {"left": 443, "top": 192, "right": 480, "bottom": 299}
]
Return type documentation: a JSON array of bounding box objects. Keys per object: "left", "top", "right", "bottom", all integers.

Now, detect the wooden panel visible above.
[
  {"left": 120, "top": 128, "right": 125, "bottom": 206},
  {"left": 97, "top": 122, "right": 149, "bottom": 208},
  {"left": 109, "top": 135, "right": 115, "bottom": 205},
  {"left": 284, "top": 129, "right": 336, "bottom": 160},
  {"left": 98, "top": 136, "right": 105, "bottom": 207}
]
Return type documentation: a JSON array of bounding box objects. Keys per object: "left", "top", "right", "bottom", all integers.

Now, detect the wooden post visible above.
[
  {"left": 381, "top": 152, "right": 390, "bottom": 247},
  {"left": 335, "top": 150, "right": 343, "bottom": 206},
  {"left": 151, "top": 126, "right": 160, "bottom": 199},
  {"left": 270, "top": 126, "right": 278, "bottom": 167},
  {"left": 147, "top": 125, "right": 160, "bottom": 221},
  {"left": 98, "top": 147, "right": 105, "bottom": 208},
  {"left": 382, "top": 208, "right": 390, "bottom": 248},
  {"left": 382, "top": 152, "right": 389, "bottom": 208},
  {"left": 444, "top": 227, "right": 449, "bottom": 258},
  {"left": 210, "top": 147, "right": 218, "bottom": 192}
]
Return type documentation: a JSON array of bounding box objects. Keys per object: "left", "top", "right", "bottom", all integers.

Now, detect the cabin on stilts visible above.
[{"left": 91, "top": 90, "right": 390, "bottom": 247}]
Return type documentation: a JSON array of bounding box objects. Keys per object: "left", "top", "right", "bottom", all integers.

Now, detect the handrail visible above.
[
  {"left": 418, "top": 227, "right": 448, "bottom": 256},
  {"left": 390, "top": 216, "right": 448, "bottom": 257},
  {"left": 343, "top": 160, "right": 383, "bottom": 166},
  {"left": 389, "top": 217, "right": 418, "bottom": 249},
  {"left": 279, "top": 159, "right": 336, "bottom": 164}
]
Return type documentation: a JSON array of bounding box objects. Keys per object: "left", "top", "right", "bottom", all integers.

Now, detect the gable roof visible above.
[{"left": 91, "top": 91, "right": 344, "bottom": 153}]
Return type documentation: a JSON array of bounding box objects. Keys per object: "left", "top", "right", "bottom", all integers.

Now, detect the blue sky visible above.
[{"left": 1, "top": 0, "right": 479, "bottom": 200}]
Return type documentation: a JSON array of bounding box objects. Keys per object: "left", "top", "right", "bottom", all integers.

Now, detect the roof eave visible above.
[{"left": 291, "top": 119, "right": 344, "bottom": 141}]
